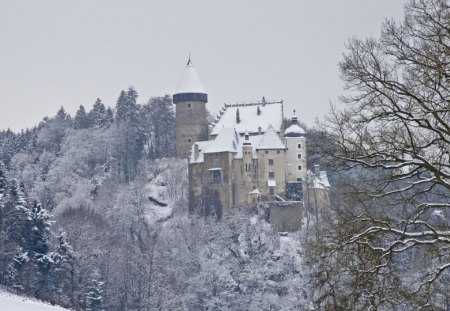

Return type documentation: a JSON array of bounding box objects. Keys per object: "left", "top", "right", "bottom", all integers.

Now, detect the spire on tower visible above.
[{"left": 187, "top": 53, "right": 192, "bottom": 66}]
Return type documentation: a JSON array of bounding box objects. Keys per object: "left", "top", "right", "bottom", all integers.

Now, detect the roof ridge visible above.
[{"left": 224, "top": 99, "right": 283, "bottom": 107}]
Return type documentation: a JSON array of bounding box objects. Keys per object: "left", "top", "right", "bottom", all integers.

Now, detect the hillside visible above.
[{"left": 0, "top": 290, "right": 70, "bottom": 311}]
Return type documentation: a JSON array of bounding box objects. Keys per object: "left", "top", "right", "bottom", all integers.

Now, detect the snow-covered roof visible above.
[
  {"left": 284, "top": 124, "right": 306, "bottom": 136},
  {"left": 307, "top": 170, "right": 330, "bottom": 190},
  {"left": 256, "top": 125, "right": 286, "bottom": 150},
  {"left": 248, "top": 188, "right": 260, "bottom": 195},
  {"left": 174, "top": 59, "right": 206, "bottom": 94},
  {"left": 190, "top": 125, "right": 286, "bottom": 164},
  {"left": 204, "top": 127, "right": 239, "bottom": 154},
  {"left": 235, "top": 134, "right": 263, "bottom": 159},
  {"left": 211, "top": 100, "right": 283, "bottom": 136},
  {"left": 189, "top": 140, "right": 213, "bottom": 163}
]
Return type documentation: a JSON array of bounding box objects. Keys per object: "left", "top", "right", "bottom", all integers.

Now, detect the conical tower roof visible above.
[{"left": 174, "top": 57, "right": 206, "bottom": 94}]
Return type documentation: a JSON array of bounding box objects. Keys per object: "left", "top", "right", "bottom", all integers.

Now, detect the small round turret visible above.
[{"left": 284, "top": 110, "right": 305, "bottom": 137}]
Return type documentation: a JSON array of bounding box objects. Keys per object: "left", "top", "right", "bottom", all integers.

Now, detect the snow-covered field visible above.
[{"left": 0, "top": 290, "right": 69, "bottom": 311}]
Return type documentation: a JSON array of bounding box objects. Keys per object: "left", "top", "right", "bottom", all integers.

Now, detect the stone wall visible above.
[
  {"left": 176, "top": 100, "right": 208, "bottom": 158},
  {"left": 259, "top": 201, "right": 303, "bottom": 232},
  {"left": 256, "top": 149, "right": 286, "bottom": 198}
]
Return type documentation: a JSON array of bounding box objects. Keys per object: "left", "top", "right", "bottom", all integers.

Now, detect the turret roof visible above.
[
  {"left": 284, "top": 124, "right": 306, "bottom": 136},
  {"left": 174, "top": 58, "right": 207, "bottom": 94}
]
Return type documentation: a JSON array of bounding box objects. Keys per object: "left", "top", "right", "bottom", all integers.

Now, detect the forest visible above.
[{"left": 1, "top": 0, "right": 449, "bottom": 310}]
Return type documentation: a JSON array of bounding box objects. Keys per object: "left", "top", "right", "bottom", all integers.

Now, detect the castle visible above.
[{"left": 173, "top": 59, "right": 330, "bottom": 222}]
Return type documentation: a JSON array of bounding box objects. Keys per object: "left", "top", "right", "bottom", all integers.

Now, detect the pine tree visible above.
[
  {"left": 74, "top": 105, "right": 91, "bottom": 129},
  {"left": 84, "top": 269, "right": 104, "bottom": 311},
  {"left": 51, "top": 231, "right": 75, "bottom": 306},
  {"left": 142, "top": 95, "right": 176, "bottom": 158},
  {"left": 89, "top": 99, "right": 113, "bottom": 129},
  {"left": 4, "top": 183, "right": 54, "bottom": 297},
  {"left": 114, "top": 87, "right": 145, "bottom": 182},
  {"left": 7, "top": 181, "right": 33, "bottom": 291},
  {"left": 0, "top": 161, "right": 11, "bottom": 285}
]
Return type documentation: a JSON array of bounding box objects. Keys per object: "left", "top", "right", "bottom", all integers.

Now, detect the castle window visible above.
[
  {"left": 297, "top": 178, "right": 302, "bottom": 181},
  {"left": 269, "top": 188, "right": 274, "bottom": 195},
  {"left": 209, "top": 168, "right": 222, "bottom": 183},
  {"left": 268, "top": 159, "right": 274, "bottom": 166},
  {"left": 298, "top": 165, "right": 302, "bottom": 171},
  {"left": 187, "top": 103, "right": 191, "bottom": 108},
  {"left": 297, "top": 154, "right": 301, "bottom": 159},
  {"left": 277, "top": 150, "right": 281, "bottom": 154},
  {"left": 269, "top": 172, "right": 275, "bottom": 178},
  {"left": 297, "top": 143, "right": 301, "bottom": 149},
  {"left": 265, "top": 150, "right": 269, "bottom": 154},
  {"left": 187, "top": 138, "right": 192, "bottom": 143}
]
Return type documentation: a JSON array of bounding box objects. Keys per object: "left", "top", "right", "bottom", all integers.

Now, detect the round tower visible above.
[{"left": 173, "top": 57, "right": 208, "bottom": 158}]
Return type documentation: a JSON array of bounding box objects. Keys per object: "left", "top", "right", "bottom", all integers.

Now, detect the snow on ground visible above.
[
  {"left": 0, "top": 290, "right": 70, "bottom": 311},
  {"left": 143, "top": 158, "right": 187, "bottom": 224}
]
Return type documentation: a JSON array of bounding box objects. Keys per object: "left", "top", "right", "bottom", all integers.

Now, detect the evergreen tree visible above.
[
  {"left": 37, "top": 106, "right": 72, "bottom": 154},
  {"left": 89, "top": 99, "right": 113, "bottom": 129},
  {"left": 142, "top": 95, "right": 176, "bottom": 158},
  {"left": 51, "top": 231, "right": 75, "bottom": 306},
  {"left": 114, "top": 87, "right": 145, "bottom": 182},
  {"left": 0, "top": 161, "right": 11, "bottom": 285},
  {"left": 83, "top": 269, "right": 104, "bottom": 311},
  {"left": 0, "top": 129, "right": 17, "bottom": 165},
  {"left": 74, "top": 105, "right": 91, "bottom": 129},
  {"left": 5, "top": 183, "right": 54, "bottom": 297}
]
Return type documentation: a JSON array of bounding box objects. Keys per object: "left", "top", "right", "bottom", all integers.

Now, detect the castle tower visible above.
[
  {"left": 173, "top": 58, "right": 208, "bottom": 158},
  {"left": 284, "top": 110, "right": 307, "bottom": 200}
]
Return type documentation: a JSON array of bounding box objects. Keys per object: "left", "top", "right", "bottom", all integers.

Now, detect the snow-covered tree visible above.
[
  {"left": 142, "top": 95, "right": 176, "bottom": 158},
  {"left": 74, "top": 105, "right": 91, "bottom": 130},
  {"left": 310, "top": 0, "right": 450, "bottom": 308},
  {"left": 89, "top": 99, "right": 113, "bottom": 129},
  {"left": 114, "top": 87, "right": 146, "bottom": 182},
  {"left": 83, "top": 269, "right": 104, "bottom": 311}
]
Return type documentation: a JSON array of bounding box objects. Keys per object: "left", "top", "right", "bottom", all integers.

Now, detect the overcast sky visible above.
[{"left": 0, "top": 1, "right": 406, "bottom": 132}]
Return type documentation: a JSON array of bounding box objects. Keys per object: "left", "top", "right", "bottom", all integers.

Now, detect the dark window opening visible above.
[
  {"left": 210, "top": 170, "right": 222, "bottom": 183},
  {"left": 269, "top": 172, "right": 275, "bottom": 178},
  {"left": 268, "top": 159, "right": 274, "bottom": 166}
]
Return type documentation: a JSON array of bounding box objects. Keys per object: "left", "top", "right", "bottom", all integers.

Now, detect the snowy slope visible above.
[{"left": 0, "top": 290, "right": 70, "bottom": 311}]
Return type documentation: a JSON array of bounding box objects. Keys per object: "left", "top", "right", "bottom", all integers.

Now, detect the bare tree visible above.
[{"left": 312, "top": 0, "right": 450, "bottom": 309}]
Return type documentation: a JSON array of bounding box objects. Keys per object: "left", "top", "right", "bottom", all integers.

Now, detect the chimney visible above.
[
  {"left": 236, "top": 108, "right": 240, "bottom": 123},
  {"left": 258, "top": 126, "right": 262, "bottom": 134},
  {"left": 257, "top": 106, "right": 261, "bottom": 116},
  {"left": 194, "top": 143, "right": 199, "bottom": 160}
]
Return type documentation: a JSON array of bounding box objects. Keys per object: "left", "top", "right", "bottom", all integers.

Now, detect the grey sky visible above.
[{"left": 0, "top": 1, "right": 406, "bottom": 132}]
